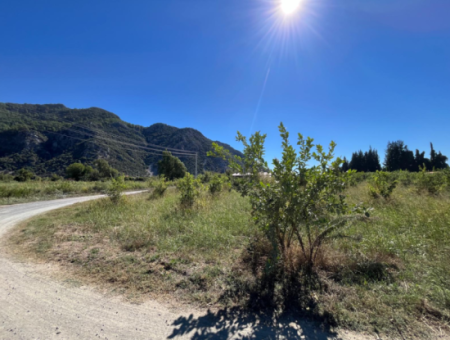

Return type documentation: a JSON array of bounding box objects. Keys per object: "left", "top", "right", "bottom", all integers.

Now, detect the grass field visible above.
[
  {"left": 6, "top": 181, "right": 450, "bottom": 338},
  {"left": 0, "top": 180, "right": 150, "bottom": 205}
]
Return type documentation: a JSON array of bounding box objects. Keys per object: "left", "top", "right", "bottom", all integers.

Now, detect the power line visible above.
[
  {"left": 45, "top": 121, "right": 200, "bottom": 177},
  {"left": 45, "top": 131, "right": 170, "bottom": 157},
  {"left": 61, "top": 126, "right": 197, "bottom": 157},
  {"left": 70, "top": 123, "right": 197, "bottom": 155}
]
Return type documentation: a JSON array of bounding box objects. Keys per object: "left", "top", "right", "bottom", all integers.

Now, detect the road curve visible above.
[{"left": 0, "top": 193, "right": 366, "bottom": 340}]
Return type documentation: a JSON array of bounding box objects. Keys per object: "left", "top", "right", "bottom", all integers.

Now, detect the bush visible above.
[
  {"left": 95, "top": 159, "right": 119, "bottom": 179},
  {"left": 14, "top": 168, "right": 35, "bottom": 182},
  {"left": 0, "top": 173, "right": 14, "bottom": 182},
  {"left": 416, "top": 166, "right": 447, "bottom": 195},
  {"left": 66, "top": 163, "right": 86, "bottom": 181},
  {"left": 209, "top": 123, "right": 367, "bottom": 272},
  {"left": 177, "top": 173, "right": 200, "bottom": 208},
  {"left": 368, "top": 171, "right": 397, "bottom": 199},
  {"left": 348, "top": 172, "right": 371, "bottom": 187},
  {"left": 107, "top": 176, "right": 126, "bottom": 204},
  {"left": 149, "top": 176, "right": 168, "bottom": 199},
  {"left": 391, "top": 170, "right": 415, "bottom": 187},
  {"left": 85, "top": 168, "right": 101, "bottom": 181},
  {"left": 199, "top": 171, "right": 213, "bottom": 184},
  {"left": 208, "top": 174, "right": 228, "bottom": 196},
  {"left": 50, "top": 174, "right": 62, "bottom": 181}
]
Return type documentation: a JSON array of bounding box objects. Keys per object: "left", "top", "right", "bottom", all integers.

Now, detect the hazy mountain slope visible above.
[{"left": 0, "top": 103, "right": 241, "bottom": 176}]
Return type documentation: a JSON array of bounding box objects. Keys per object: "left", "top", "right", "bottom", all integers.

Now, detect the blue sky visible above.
[{"left": 1, "top": 0, "right": 449, "bottom": 164}]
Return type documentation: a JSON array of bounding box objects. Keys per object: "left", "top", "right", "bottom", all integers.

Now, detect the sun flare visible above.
[{"left": 280, "top": 0, "right": 302, "bottom": 15}]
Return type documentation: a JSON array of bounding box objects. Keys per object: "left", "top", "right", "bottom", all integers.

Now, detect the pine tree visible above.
[
  {"left": 430, "top": 143, "right": 449, "bottom": 170},
  {"left": 341, "top": 157, "right": 349, "bottom": 172}
]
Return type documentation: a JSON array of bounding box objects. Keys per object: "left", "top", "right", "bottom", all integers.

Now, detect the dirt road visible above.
[{"left": 0, "top": 193, "right": 371, "bottom": 339}]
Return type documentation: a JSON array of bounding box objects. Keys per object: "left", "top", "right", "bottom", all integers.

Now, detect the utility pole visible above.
[{"left": 195, "top": 152, "right": 198, "bottom": 178}]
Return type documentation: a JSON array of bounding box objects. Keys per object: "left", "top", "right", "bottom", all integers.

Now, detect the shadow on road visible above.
[{"left": 168, "top": 307, "right": 339, "bottom": 340}]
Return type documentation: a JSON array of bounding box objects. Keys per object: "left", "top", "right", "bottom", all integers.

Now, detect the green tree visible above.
[
  {"left": 341, "top": 157, "right": 349, "bottom": 172},
  {"left": 158, "top": 151, "right": 187, "bottom": 180},
  {"left": 95, "top": 159, "right": 119, "bottom": 179},
  {"left": 66, "top": 163, "right": 86, "bottom": 181},
  {"left": 430, "top": 143, "right": 449, "bottom": 170},
  {"left": 349, "top": 150, "right": 365, "bottom": 172},
  {"left": 414, "top": 150, "right": 430, "bottom": 172},
  {"left": 384, "top": 141, "right": 415, "bottom": 172},
  {"left": 364, "top": 147, "right": 381, "bottom": 172},
  {"left": 348, "top": 148, "right": 381, "bottom": 172}
]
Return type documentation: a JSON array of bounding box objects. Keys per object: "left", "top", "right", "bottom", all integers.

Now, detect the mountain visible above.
[{"left": 0, "top": 103, "right": 242, "bottom": 176}]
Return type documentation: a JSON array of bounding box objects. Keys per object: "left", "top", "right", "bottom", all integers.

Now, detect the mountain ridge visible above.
[{"left": 0, "top": 102, "right": 241, "bottom": 176}]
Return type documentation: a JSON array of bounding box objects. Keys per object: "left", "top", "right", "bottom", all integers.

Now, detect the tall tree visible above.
[
  {"left": 429, "top": 143, "right": 449, "bottom": 170},
  {"left": 341, "top": 157, "right": 349, "bottom": 172},
  {"left": 348, "top": 148, "right": 381, "bottom": 172},
  {"left": 349, "top": 150, "right": 365, "bottom": 172},
  {"left": 364, "top": 147, "right": 381, "bottom": 172},
  {"left": 158, "top": 151, "right": 187, "bottom": 180},
  {"left": 384, "top": 141, "right": 414, "bottom": 171},
  {"left": 414, "top": 150, "right": 429, "bottom": 172}
]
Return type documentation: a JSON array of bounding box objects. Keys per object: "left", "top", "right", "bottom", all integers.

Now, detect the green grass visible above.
[
  {"left": 319, "top": 184, "right": 450, "bottom": 337},
  {"left": 6, "top": 182, "right": 450, "bottom": 338},
  {"left": 8, "top": 189, "right": 254, "bottom": 303},
  {"left": 0, "top": 180, "right": 150, "bottom": 205}
]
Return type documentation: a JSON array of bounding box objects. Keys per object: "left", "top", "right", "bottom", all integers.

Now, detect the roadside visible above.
[
  {"left": 0, "top": 191, "right": 374, "bottom": 340},
  {"left": 0, "top": 180, "right": 150, "bottom": 205}
]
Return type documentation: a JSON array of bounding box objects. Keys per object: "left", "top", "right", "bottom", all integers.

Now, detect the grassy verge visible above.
[
  {"left": 0, "top": 180, "right": 149, "bottom": 205},
  {"left": 6, "top": 184, "right": 450, "bottom": 338},
  {"left": 7, "top": 189, "right": 254, "bottom": 304}
]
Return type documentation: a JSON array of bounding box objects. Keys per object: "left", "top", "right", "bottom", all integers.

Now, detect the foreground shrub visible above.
[
  {"left": 368, "top": 171, "right": 397, "bottom": 199},
  {"left": 199, "top": 171, "right": 213, "bottom": 184},
  {"left": 107, "top": 176, "right": 126, "bottom": 204},
  {"left": 391, "top": 170, "right": 416, "bottom": 187},
  {"left": 347, "top": 172, "right": 371, "bottom": 187},
  {"left": 149, "top": 176, "right": 168, "bottom": 199},
  {"left": 416, "top": 165, "right": 447, "bottom": 195},
  {"left": 209, "top": 123, "right": 367, "bottom": 273},
  {"left": 177, "top": 173, "right": 200, "bottom": 208},
  {"left": 208, "top": 174, "right": 228, "bottom": 196}
]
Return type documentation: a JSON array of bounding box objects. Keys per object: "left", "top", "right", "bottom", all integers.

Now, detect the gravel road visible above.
[{"left": 0, "top": 193, "right": 372, "bottom": 340}]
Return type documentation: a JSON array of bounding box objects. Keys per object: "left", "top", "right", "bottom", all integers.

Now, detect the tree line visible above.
[{"left": 342, "top": 141, "right": 448, "bottom": 172}]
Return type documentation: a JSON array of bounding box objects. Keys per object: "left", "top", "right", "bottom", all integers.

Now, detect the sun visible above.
[{"left": 280, "top": 0, "right": 302, "bottom": 15}]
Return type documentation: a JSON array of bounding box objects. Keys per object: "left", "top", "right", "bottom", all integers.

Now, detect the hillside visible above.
[{"left": 0, "top": 103, "right": 241, "bottom": 176}]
